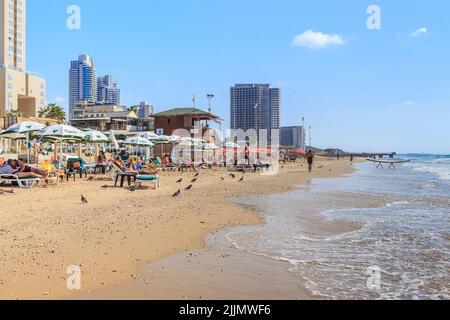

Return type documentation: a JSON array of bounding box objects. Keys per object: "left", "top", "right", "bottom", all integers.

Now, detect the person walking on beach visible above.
[
  {"left": 307, "top": 150, "right": 314, "bottom": 173},
  {"left": 244, "top": 145, "right": 250, "bottom": 165}
]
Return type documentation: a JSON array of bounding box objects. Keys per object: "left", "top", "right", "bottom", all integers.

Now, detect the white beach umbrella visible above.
[
  {"left": 123, "top": 136, "right": 154, "bottom": 147},
  {"left": 109, "top": 130, "right": 120, "bottom": 150},
  {"left": 83, "top": 130, "right": 110, "bottom": 143},
  {"left": 137, "top": 132, "right": 159, "bottom": 141},
  {"left": 203, "top": 143, "right": 219, "bottom": 150},
  {"left": 123, "top": 136, "right": 154, "bottom": 160},
  {"left": 83, "top": 130, "right": 110, "bottom": 163},
  {"left": 223, "top": 141, "right": 241, "bottom": 148},
  {"left": 40, "top": 124, "right": 85, "bottom": 140},
  {"left": 0, "top": 121, "right": 46, "bottom": 164},
  {"left": 40, "top": 125, "right": 85, "bottom": 172}
]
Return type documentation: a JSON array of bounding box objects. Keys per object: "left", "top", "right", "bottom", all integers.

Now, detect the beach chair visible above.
[
  {"left": 135, "top": 174, "right": 160, "bottom": 189},
  {"left": 41, "top": 160, "right": 62, "bottom": 183},
  {"left": 111, "top": 160, "right": 160, "bottom": 189},
  {"left": 0, "top": 174, "right": 40, "bottom": 189}
]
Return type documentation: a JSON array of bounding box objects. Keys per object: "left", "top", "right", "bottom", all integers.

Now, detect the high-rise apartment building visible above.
[
  {"left": 68, "top": 54, "right": 96, "bottom": 120},
  {"left": 280, "top": 126, "right": 305, "bottom": 148},
  {"left": 230, "top": 84, "right": 280, "bottom": 141},
  {"left": 97, "top": 75, "right": 120, "bottom": 105},
  {"left": 135, "top": 101, "right": 154, "bottom": 119},
  {"left": 0, "top": 0, "right": 46, "bottom": 120}
]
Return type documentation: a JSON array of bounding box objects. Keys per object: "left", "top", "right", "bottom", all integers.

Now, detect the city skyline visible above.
[{"left": 25, "top": 0, "right": 450, "bottom": 153}]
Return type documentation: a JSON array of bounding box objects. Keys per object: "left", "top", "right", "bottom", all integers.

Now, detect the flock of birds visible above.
[
  {"left": 172, "top": 172, "right": 244, "bottom": 198},
  {"left": 80, "top": 171, "right": 246, "bottom": 204}
]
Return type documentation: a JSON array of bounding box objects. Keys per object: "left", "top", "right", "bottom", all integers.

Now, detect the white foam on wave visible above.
[{"left": 408, "top": 157, "right": 450, "bottom": 181}]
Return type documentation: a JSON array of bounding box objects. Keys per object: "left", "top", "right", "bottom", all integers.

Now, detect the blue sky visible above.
[{"left": 27, "top": 0, "right": 450, "bottom": 153}]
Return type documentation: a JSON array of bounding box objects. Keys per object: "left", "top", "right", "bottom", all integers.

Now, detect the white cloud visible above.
[
  {"left": 410, "top": 27, "right": 427, "bottom": 38},
  {"left": 400, "top": 100, "right": 416, "bottom": 106},
  {"left": 292, "top": 30, "right": 345, "bottom": 49},
  {"left": 54, "top": 96, "right": 65, "bottom": 103}
]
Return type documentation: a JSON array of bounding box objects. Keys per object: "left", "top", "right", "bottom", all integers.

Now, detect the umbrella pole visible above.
[
  {"left": 26, "top": 132, "right": 30, "bottom": 165},
  {"left": 59, "top": 137, "right": 63, "bottom": 184}
]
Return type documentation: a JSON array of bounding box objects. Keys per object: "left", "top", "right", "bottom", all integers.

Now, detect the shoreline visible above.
[
  {"left": 75, "top": 158, "right": 360, "bottom": 300},
  {"left": 0, "top": 157, "right": 359, "bottom": 300}
]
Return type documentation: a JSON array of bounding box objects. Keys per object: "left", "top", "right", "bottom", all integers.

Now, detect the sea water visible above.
[{"left": 227, "top": 155, "right": 450, "bottom": 300}]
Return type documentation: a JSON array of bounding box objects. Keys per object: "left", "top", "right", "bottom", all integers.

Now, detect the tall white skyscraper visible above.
[{"left": 68, "top": 55, "right": 96, "bottom": 120}]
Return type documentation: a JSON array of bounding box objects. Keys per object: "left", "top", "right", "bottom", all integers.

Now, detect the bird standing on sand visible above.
[
  {"left": 172, "top": 189, "right": 181, "bottom": 198},
  {"left": 238, "top": 176, "right": 244, "bottom": 182},
  {"left": 185, "top": 184, "right": 193, "bottom": 191},
  {"left": 220, "top": 177, "right": 225, "bottom": 181},
  {"left": 81, "top": 195, "right": 88, "bottom": 204},
  {"left": 176, "top": 178, "right": 183, "bottom": 183},
  {"left": 229, "top": 173, "right": 236, "bottom": 179},
  {"left": 191, "top": 178, "right": 198, "bottom": 183}
]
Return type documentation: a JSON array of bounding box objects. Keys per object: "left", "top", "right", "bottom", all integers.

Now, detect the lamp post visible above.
[
  {"left": 301, "top": 117, "right": 305, "bottom": 150},
  {"left": 207, "top": 94, "right": 215, "bottom": 113},
  {"left": 309, "top": 126, "right": 312, "bottom": 150},
  {"left": 254, "top": 103, "right": 259, "bottom": 147}
]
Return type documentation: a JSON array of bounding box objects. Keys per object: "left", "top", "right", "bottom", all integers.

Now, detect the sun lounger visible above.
[
  {"left": 111, "top": 161, "right": 161, "bottom": 188},
  {"left": 150, "top": 157, "right": 177, "bottom": 172},
  {"left": 0, "top": 174, "right": 40, "bottom": 189},
  {"left": 135, "top": 174, "right": 160, "bottom": 189}
]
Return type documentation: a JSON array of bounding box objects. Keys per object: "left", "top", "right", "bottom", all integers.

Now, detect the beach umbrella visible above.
[
  {"left": 123, "top": 136, "right": 154, "bottom": 160},
  {"left": 223, "top": 141, "right": 241, "bottom": 149},
  {"left": 0, "top": 121, "right": 46, "bottom": 164},
  {"left": 150, "top": 135, "right": 172, "bottom": 156},
  {"left": 123, "top": 136, "right": 154, "bottom": 147},
  {"left": 82, "top": 130, "right": 110, "bottom": 163},
  {"left": 137, "top": 132, "right": 159, "bottom": 141},
  {"left": 40, "top": 124, "right": 85, "bottom": 172},
  {"left": 292, "top": 149, "right": 306, "bottom": 155},
  {"left": 109, "top": 130, "right": 119, "bottom": 151},
  {"left": 83, "top": 130, "right": 109, "bottom": 143},
  {"left": 203, "top": 143, "right": 219, "bottom": 150}
]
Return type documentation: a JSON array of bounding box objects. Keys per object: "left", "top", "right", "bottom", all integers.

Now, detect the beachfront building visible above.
[
  {"left": 69, "top": 55, "right": 96, "bottom": 120},
  {"left": 153, "top": 107, "right": 221, "bottom": 142},
  {"left": 70, "top": 101, "right": 140, "bottom": 133},
  {"left": 280, "top": 126, "right": 306, "bottom": 149},
  {"left": 0, "top": 0, "right": 46, "bottom": 129},
  {"left": 96, "top": 75, "right": 120, "bottom": 105},
  {"left": 230, "top": 84, "right": 280, "bottom": 143}
]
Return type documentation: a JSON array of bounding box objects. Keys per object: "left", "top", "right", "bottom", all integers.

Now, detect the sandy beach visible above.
[{"left": 0, "top": 158, "right": 356, "bottom": 300}]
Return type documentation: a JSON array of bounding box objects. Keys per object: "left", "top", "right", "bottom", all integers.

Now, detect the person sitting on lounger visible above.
[
  {"left": 97, "top": 150, "right": 108, "bottom": 174},
  {"left": 161, "top": 153, "right": 176, "bottom": 167},
  {"left": 0, "top": 159, "right": 42, "bottom": 179},
  {"left": 7, "top": 159, "right": 48, "bottom": 179}
]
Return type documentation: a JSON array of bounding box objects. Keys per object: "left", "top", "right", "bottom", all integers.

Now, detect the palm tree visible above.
[
  {"left": 39, "top": 103, "right": 67, "bottom": 124},
  {"left": 6, "top": 110, "right": 24, "bottom": 117}
]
